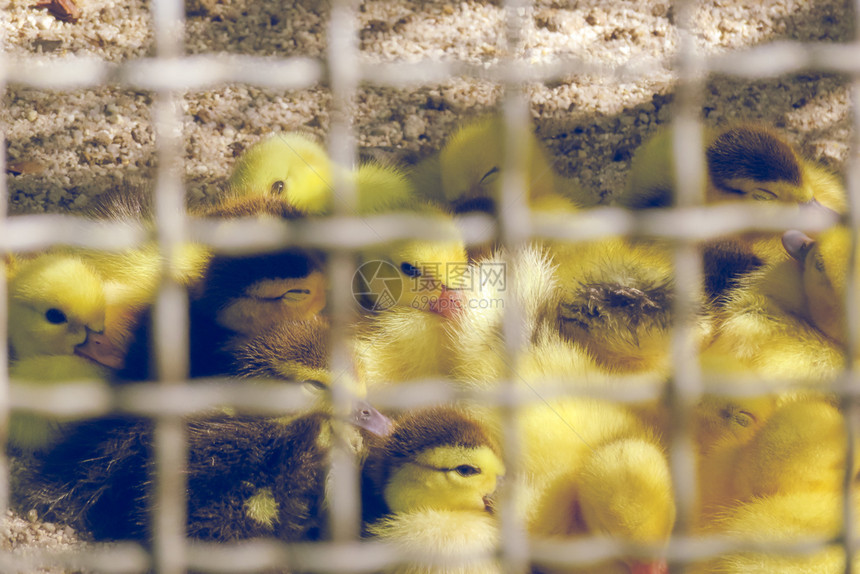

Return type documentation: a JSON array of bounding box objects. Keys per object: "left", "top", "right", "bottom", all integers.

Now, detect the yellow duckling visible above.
[
  {"left": 351, "top": 163, "right": 471, "bottom": 387},
  {"left": 227, "top": 132, "right": 334, "bottom": 213},
  {"left": 690, "top": 397, "right": 858, "bottom": 573},
  {"left": 623, "top": 124, "right": 845, "bottom": 212},
  {"left": 351, "top": 232, "right": 468, "bottom": 386},
  {"left": 552, "top": 238, "right": 683, "bottom": 376},
  {"left": 624, "top": 124, "right": 845, "bottom": 271},
  {"left": 702, "top": 226, "right": 849, "bottom": 383},
  {"left": 416, "top": 116, "right": 584, "bottom": 215},
  {"left": 6, "top": 253, "right": 121, "bottom": 450},
  {"left": 688, "top": 490, "right": 858, "bottom": 574},
  {"left": 513, "top": 393, "right": 673, "bottom": 574},
  {"left": 446, "top": 256, "right": 674, "bottom": 573},
  {"left": 696, "top": 397, "right": 849, "bottom": 525},
  {"left": 362, "top": 407, "right": 505, "bottom": 574},
  {"left": 7, "top": 253, "right": 122, "bottom": 368}
]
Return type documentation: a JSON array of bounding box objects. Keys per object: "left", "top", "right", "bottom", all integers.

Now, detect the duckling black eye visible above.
[
  {"left": 454, "top": 465, "right": 481, "bottom": 477},
  {"left": 45, "top": 308, "right": 67, "bottom": 324},
  {"left": 400, "top": 262, "right": 422, "bottom": 278},
  {"left": 270, "top": 180, "right": 285, "bottom": 195}
]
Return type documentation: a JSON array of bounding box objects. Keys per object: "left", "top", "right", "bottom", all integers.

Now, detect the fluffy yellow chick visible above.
[
  {"left": 794, "top": 226, "right": 853, "bottom": 345},
  {"left": 6, "top": 254, "right": 118, "bottom": 451},
  {"left": 7, "top": 253, "right": 123, "bottom": 367},
  {"left": 690, "top": 397, "right": 859, "bottom": 573},
  {"left": 552, "top": 238, "right": 684, "bottom": 376},
  {"left": 227, "top": 132, "right": 334, "bottom": 213},
  {"left": 362, "top": 407, "right": 505, "bottom": 574},
  {"left": 447, "top": 243, "right": 669, "bottom": 399},
  {"left": 623, "top": 124, "right": 845, "bottom": 211},
  {"left": 623, "top": 124, "right": 845, "bottom": 269},
  {"left": 689, "top": 490, "right": 857, "bottom": 573},
  {"left": 701, "top": 227, "right": 849, "bottom": 384},
  {"left": 418, "top": 116, "right": 584, "bottom": 214},
  {"left": 354, "top": 161, "right": 468, "bottom": 312},
  {"left": 350, "top": 163, "right": 471, "bottom": 387},
  {"left": 445, "top": 254, "right": 674, "bottom": 573},
  {"left": 696, "top": 397, "right": 849, "bottom": 525},
  {"left": 517, "top": 397, "right": 673, "bottom": 574}
]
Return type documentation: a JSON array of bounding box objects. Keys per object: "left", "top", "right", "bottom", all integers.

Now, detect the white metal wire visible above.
[{"left": 1, "top": 0, "right": 858, "bottom": 572}]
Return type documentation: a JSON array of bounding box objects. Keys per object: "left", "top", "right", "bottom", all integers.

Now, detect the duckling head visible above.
[
  {"left": 227, "top": 132, "right": 334, "bottom": 213},
  {"left": 731, "top": 398, "right": 849, "bottom": 499},
  {"left": 555, "top": 239, "right": 676, "bottom": 372},
  {"left": 438, "top": 117, "right": 557, "bottom": 215},
  {"left": 365, "top": 407, "right": 504, "bottom": 516},
  {"left": 356, "top": 219, "right": 468, "bottom": 318},
  {"left": 8, "top": 254, "right": 109, "bottom": 361},
  {"left": 782, "top": 227, "right": 850, "bottom": 344},
  {"left": 706, "top": 125, "right": 809, "bottom": 205},
  {"left": 201, "top": 253, "right": 327, "bottom": 339}
]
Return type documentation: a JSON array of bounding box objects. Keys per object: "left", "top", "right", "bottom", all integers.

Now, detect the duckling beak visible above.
[
  {"left": 627, "top": 559, "right": 668, "bottom": 574},
  {"left": 74, "top": 328, "right": 125, "bottom": 370},
  {"left": 781, "top": 230, "right": 815, "bottom": 262},
  {"left": 799, "top": 198, "right": 840, "bottom": 222},
  {"left": 351, "top": 399, "right": 393, "bottom": 437},
  {"left": 482, "top": 475, "right": 503, "bottom": 514},
  {"left": 428, "top": 285, "right": 464, "bottom": 318},
  {"left": 483, "top": 494, "right": 496, "bottom": 514}
]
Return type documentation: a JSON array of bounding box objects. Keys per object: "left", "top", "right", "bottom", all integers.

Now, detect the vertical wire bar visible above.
[
  {"left": 839, "top": 52, "right": 860, "bottom": 574},
  {"left": 668, "top": 0, "right": 705, "bottom": 568},
  {"left": 0, "top": 48, "right": 10, "bottom": 523},
  {"left": 150, "top": 1, "right": 189, "bottom": 573},
  {"left": 498, "top": 2, "right": 533, "bottom": 573},
  {"left": 842, "top": 8, "right": 860, "bottom": 573},
  {"left": 326, "top": 0, "right": 362, "bottom": 546}
]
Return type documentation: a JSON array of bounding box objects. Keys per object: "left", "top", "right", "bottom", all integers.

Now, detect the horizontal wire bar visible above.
[
  {"left": 10, "top": 371, "right": 853, "bottom": 419},
  {"left": 2, "top": 215, "right": 148, "bottom": 253},
  {"left": 5, "top": 41, "right": 860, "bottom": 92},
  {"left": 187, "top": 212, "right": 483, "bottom": 252},
  {"left": 9, "top": 379, "right": 319, "bottom": 417},
  {"left": 533, "top": 203, "right": 840, "bottom": 243},
  {"left": 0, "top": 532, "right": 844, "bottom": 574},
  {"left": 0, "top": 542, "right": 150, "bottom": 574},
  {"left": 0, "top": 204, "right": 839, "bottom": 254},
  {"left": 123, "top": 55, "right": 323, "bottom": 91}
]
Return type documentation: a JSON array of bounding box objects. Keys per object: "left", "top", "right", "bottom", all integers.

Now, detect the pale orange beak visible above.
[
  {"left": 428, "top": 285, "right": 464, "bottom": 318},
  {"left": 628, "top": 559, "right": 668, "bottom": 574},
  {"left": 74, "top": 329, "right": 125, "bottom": 370}
]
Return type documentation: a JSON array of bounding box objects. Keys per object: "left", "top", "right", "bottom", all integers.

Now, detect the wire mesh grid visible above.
[{"left": 1, "top": 0, "right": 858, "bottom": 572}]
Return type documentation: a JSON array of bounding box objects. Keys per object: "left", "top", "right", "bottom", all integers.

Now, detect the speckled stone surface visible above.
[{"left": 2, "top": 0, "right": 854, "bottom": 214}]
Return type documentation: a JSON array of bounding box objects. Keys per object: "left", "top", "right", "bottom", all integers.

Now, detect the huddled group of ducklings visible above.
[{"left": 6, "top": 115, "right": 859, "bottom": 573}]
